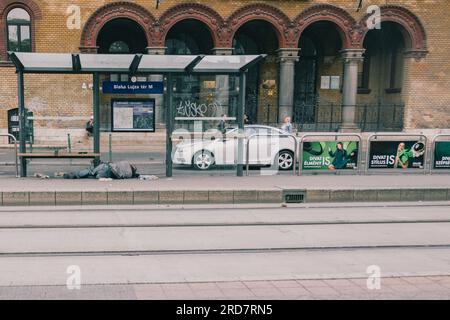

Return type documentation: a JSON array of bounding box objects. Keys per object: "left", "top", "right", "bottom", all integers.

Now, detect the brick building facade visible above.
[{"left": 0, "top": 0, "right": 448, "bottom": 145}]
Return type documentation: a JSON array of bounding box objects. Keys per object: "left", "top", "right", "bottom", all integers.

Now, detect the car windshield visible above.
[{"left": 225, "top": 127, "right": 238, "bottom": 134}]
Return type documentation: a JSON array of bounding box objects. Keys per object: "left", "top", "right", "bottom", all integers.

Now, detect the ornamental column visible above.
[
  {"left": 277, "top": 48, "right": 300, "bottom": 123},
  {"left": 340, "top": 49, "right": 365, "bottom": 132}
]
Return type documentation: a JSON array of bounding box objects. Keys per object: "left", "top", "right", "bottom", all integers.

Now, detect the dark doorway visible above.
[
  {"left": 363, "top": 22, "right": 406, "bottom": 98},
  {"left": 294, "top": 21, "right": 343, "bottom": 131},
  {"left": 165, "top": 19, "right": 214, "bottom": 100},
  {"left": 233, "top": 20, "right": 279, "bottom": 124},
  {"left": 165, "top": 19, "right": 216, "bottom": 131},
  {"left": 166, "top": 19, "right": 213, "bottom": 55},
  {"left": 97, "top": 18, "right": 148, "bottom": 54},
  {"left": 359, "top": 22, "right": 406, "bottom": 131},
  {"left": 294, "top": 36, "right": 318, "bottom": 125}
]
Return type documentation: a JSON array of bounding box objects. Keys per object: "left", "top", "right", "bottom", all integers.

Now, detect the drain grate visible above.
[{"left": 284, "top": 191, "right": 305, "bottom": 203}]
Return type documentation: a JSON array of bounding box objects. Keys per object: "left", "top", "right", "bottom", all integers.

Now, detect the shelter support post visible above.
[
  {"left": 93, "top": 73, "right": 100, "bottom": 166},
  {"left": 237, "top": 72, "right": 246, "bottom": 177},
  {"left": 166, "top": 73, "right": 174, "bottom": 177},
  {"left": 18, "top": 71, "right": 26, "bottom": 177}
]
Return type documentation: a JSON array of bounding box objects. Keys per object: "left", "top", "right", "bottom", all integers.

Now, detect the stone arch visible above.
[
  {"left": 292, "top": 4, "right": 357, "bottom": 49},
  {"left": 225, "top": 3, "right": 291, "bottom": 48},
  {"left": 358, "top": 5, "right": 428, "bottom": 58},
  {"left": 155, "top": 3, "right": 223, "bottom": 48},
  {"left": 80, "top": 1, "right": 155, "bottom": 52},
  {"left": 0, "top": 0, "right": 42, "bottom": 60}
]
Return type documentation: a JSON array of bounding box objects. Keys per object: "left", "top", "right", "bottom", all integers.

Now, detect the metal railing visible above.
[
  {"left": 356, "top": 103, "right": 404, "bottom": 132},
  {"left": 292, "top": 103, "right": 405, "bottom": 132},
  {"left": 298, "top": 133, "right": 363, "bottom": 176},
  {"left": 246, "top": 133, "right": 298, "bottom": 176},
  {"left": 365, "top": 133, "right": 428, "bottom": 174},
  {"left": 0, "top": 134, "right": 19, "bottom": 177}
]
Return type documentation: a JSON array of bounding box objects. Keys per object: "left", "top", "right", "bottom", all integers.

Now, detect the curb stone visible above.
[{"left": 0, "top": 188, "right": 448, "bottom": 206}]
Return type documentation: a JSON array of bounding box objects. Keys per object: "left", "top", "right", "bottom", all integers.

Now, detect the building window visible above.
[
  {"left": 386, "top": 43, "right": 403, "bottom": 93},
  {"left": 7, "top": 8, "right": 32, "bottom": 53},
  {"left": 357, "top": 52, "right": 371, "bottom": 94}
]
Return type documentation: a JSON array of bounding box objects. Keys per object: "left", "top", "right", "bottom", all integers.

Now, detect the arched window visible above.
[{"left": 7, "top": 8, "right": 31, "bottom": 52}]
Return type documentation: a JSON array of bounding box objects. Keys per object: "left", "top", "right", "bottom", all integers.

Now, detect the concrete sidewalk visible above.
[
  {"left": 0, "top": 174, "right": 449, "bottom": 206},
  {"left": 2, "top": 276, "right": 450, "bottom": 300}
]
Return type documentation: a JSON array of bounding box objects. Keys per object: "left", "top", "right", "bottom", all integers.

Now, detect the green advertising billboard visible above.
[
  {"left": 434, "top": 141, "right": 450, "bottom": 169},
  {"left": 368, "top": 141, "right": 426, "bottom": 169},
  {"left": 302, "top": 141, "right": 359, "bottom": 170}
]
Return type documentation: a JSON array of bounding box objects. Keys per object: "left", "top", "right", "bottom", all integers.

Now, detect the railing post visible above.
[
  {"left": 17, "top": 71, "right": 27, "bottom": 177},
  {"left": 2, "top": 134, "right": 19, "bottom": 177},
  {"left": 237, "top": 72, "right": 246, "bottom": 177},
  {"left": 109, "top": 133, "right": 112, "bottom": 163},
  {"left": 67, "top": 133, "right": 71, "bottom": 153},
  {"left": 292, "top": 134, "right": 297, "bottom": 176},
  {"left": 166, "top": 73, "right": 174, "bottom": 178},
  {"left": 13, "top": 135, "right": 18, "bottom": 178},
  {"left": 93, "top": 73, "right": 100, "bottom": 167},
  {"left": 297, "top": 136, "right": 303, "bottom": 176},
  {"left": 246, "top": 136, "right": 251, "bottom": 176}
]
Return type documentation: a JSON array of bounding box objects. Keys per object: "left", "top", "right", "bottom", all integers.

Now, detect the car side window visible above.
[
  {"left": 244, "top": 127, "right": 256, "bottom": 137},
  {"left": 254, "top": 127, "right": 280, "bottom": 136},
  {"left": 268, "top": 128, "right": 281, "bottom": 136}
]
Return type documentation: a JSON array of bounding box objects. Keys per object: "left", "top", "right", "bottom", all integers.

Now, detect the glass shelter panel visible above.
[{"left": 171, "top": 74, "right": 240, "bottom": 176}]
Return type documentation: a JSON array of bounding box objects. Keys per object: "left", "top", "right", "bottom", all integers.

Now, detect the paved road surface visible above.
[
  {"left": 0, "top": 148, "right": 258, "bottom": 177},
  {"left": 0, "top": 203, "right": 449, "bottom": 299}
]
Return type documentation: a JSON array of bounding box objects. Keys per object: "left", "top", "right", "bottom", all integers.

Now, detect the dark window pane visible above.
[
  {"left": 8, "top": 25, "right": 19, "bottom": 51},
  {"left": 20, "top": 25, "right": 31, "bottom": 52}
]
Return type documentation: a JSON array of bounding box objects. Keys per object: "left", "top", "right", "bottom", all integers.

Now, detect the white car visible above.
[{"left": 172, "top": 125, "right": 297, "bottom": 170}]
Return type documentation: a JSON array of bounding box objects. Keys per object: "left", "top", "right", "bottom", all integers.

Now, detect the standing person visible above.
[
  {"left": 244, "top": 113, "right": 252, "bottom": 125},
  {"left": 218, "top": 114, "right": 227, "bottom": 134},
  {"left": 85, "top": 115, "right": 94, "bottom": 137},
  {"left": 281, "top": 116, "right": 293, "bottom": 133}
]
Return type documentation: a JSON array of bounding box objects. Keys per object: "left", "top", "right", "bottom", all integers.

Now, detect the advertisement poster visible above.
[
  {"left": 369, "top": 141, "right": 426, "bottom": 169},
  {"left": 112, "top": 100, "right": 155, "bottom": 132},
  {"left": 302, "top": 141, "right": 359, "bottom": 170},
  {"left": 434, "top": 141, "right": 450, "bottom": 169}
]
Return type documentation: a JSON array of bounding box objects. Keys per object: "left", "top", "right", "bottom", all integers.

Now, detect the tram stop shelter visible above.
[{"left": 8, "top": 52, "right": 266, "bottom": 178}]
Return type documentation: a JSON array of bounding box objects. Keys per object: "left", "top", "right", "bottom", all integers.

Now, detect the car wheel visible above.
[
  {"left": 192, "top": 151, "right": 214, "bottom": 170},
  {"left": 276, "top": 150, "right": 294, "bottom": 171}
]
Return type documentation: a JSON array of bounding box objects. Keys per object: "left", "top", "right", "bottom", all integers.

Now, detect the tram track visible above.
[
  {"left": 1, "top": 221, "right": 450, "bottom": 256},
  {"left": 0, "top": 202, "right": 449, "bottom": 213},
  {"left": 1, "top": 243, "right": 450, "bottom": 258},
  {"left": 1, "top": 205, "right": 449, "bottom": 262},
  {"left": 0, "top": 204, "right": 449, "bottom": 287},
  {"left": 1, "top": 218, "right": 450, "bottom": 229}
]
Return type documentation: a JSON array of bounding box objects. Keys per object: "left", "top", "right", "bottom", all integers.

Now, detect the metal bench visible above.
[{"left": 18, "top": 153, "right": 100, "bottom": 159}]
